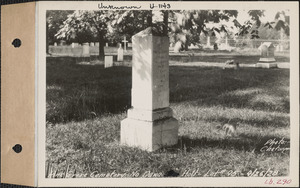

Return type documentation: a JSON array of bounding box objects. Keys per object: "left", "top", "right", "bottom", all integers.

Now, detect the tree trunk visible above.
[
  {"left": 147, "top": 10, "right": 152, "bottom": 27},
  {"left": 184, "top": 34, "right": 189, "bottom": 51},
  {"left": 99, "top": 33, "right": 105, "bottom": 61},
  {"left": 46, "top": 21, "right": 49, "bottom": 54},
  {"left": 163, "top": 11, "right": 168, "bottom": 36}
]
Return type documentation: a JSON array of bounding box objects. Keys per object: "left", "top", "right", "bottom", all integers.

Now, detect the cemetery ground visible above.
[{"left": 46, "top": 54, "right": 290, "bottom": 178}]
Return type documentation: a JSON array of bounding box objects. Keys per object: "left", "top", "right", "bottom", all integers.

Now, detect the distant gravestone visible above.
[
  {"left": 82, "top": 43, "right": 90, "bottom": 56},
  {"left": 257, "top": 42, "right": 277, "bottom": 68},
  {"left": 117, "top": 43, "right": 124, "bottom": 62},
  {"left": 207, "top": 36, "right": 211, "bottom": 46},
  {"left": 54, "top": 42, "right": 57, "bottom": 46},
  {"left": 104, "top": 56, "right": 113, "bottom": 68},
  {"left": 95, "top": 42, "right": 99, "bottom": 47},
  {"left": 120, "top": 27, "right": 179, "bottom": 151},
  {"left": 59, "top": 40, "right": 66, "bottom": 46},
  {"left": 225, "top": 36, "right": 228, "bottom": 46},
  {"left": 105, "top": 43, "right": 108, "bottom": 47},
  {"left": 173, "top": 41, "right": 182, "bottom": 53},
  {"left": 71, "top": 43, "right": 75, "bottom": 48},
  {"left": 90, "top": 42, "right": 95, "bottom": 47},
  {"left": 127, "top": 42, "right": 132, "bottom": 48}
]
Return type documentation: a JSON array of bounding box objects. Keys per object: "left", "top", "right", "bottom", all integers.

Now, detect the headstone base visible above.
[
  {"left": 256, "top": 63, "right": 277, "bottom": 69},
  {"left": 127, "top": 107, "right": 173, "bottom": 121},
  {"left": 277, "top": 63, "right": 290, "bottom": 69},
  {"left": 258, "top": 58, "right": 276, "bottom": 62},
  {"left": 121, "top": 116, "right": 179, "bottom": 151}
]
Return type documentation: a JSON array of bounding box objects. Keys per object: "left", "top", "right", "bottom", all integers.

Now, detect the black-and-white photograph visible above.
[{"left": 44, "top": 3, "right": 293, "bottom": 184}]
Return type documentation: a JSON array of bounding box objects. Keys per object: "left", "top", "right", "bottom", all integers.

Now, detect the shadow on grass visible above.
[
  {"left": 170, "top": 67, "right": 289, "bottom": 113},
  {"left": 164, "top": 135, "right": 290, "bottom": 155},
  {"left": 47, "top": 57, "right": 289, "bottom": 124}
]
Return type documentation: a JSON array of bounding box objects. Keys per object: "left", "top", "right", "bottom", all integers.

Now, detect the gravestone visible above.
[
  {"left": 204, "top": 36, "right": 213, "bottom": 49},
  {"left": 257, "top": 42, "right": 277, "bottom": 68},
  {"left": 54, "top": 42, "right": 57, "bottom": 46},
  {"left": 95, "top": 42, "right": 99, "bottom": 47},
  {"left": 104, "top": 56, "right": 113, "bottom": 68},
  {"left": 173, "top": 41, "right": 182, "bottom": 52},
  {"left": 207, "top": 36, "right": 210, "bottom": 46},
  {"left": 71, "top": 43, "right": 81, "bottom": 57},
  {"left": 82, "top": 43, "right": 90, "bottom": 56},
  {"left": 75, "top": 42, "right": 90, "bottom": 63},
  {"left": 117, "top": 43, "right": 124, "bottom": 62},
  {"left": 106, "top": 43, "right": 108, "bottom": 47},
  {"left": 90, "top": 42, "right": 95, "bottom": 47},
  {"left": 127, "top": 42, "right": 132, "bottom": 48},
  {"left": 59, "top": 40, "right": 66, "bottom": 46},
  {"left": 121, "top": 27, "right": 179, "bottom": 151}
]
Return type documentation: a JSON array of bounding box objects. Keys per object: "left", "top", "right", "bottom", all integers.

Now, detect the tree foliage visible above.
[
  {"left": 169, "top": 10, "right": 238, "bottom": 50},
  {"left": 55, "top": 10, "right": 118, "bottom": 60},
  {"left": 235, "top": 10, "right": 265, "bottom": 39},
  {"left": 47, "top": 10, "right": 74, "bottom": 44}
]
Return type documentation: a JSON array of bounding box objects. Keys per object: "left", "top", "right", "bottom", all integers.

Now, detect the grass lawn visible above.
[{"left": 46, "top": 56, "right": 290, "bottom": 178}]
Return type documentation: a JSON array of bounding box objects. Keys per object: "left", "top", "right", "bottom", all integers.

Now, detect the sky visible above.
[{"left": 236, "top": 9, "right": 289, "bottom": 23}]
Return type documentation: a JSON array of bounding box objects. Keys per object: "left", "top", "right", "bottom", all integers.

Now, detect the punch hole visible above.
[
  {"left": 12, "top": 38, "right": 21, "bottom": 48},
  {"left": 12, "top": 144, "right": 22, "bottom": 153}
]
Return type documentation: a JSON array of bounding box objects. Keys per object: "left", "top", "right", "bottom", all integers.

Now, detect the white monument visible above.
[
  {"left": 117, "top": 43, "right": 124, "bottom": 62},
  {"left": 207, "top": 36, "right": 211, "bottom": 46},
  {"left": 204, "top": 36, "right": 213, "bottom": 49},
  {"left": 121, "top": 27, "right": 179, "bottom": 151},
  {"left": 104, "top": 56, "right": 113, "bottom": 68},
  {"left": 54, "top": 42, "right": 57, "bottom": 46}
]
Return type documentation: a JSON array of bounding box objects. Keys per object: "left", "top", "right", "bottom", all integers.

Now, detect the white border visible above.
[{"left": 37, "top": 1, "right": 299, "bottom": 187}]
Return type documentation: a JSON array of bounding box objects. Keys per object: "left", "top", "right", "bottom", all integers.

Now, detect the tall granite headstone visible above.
[{"left": 121, "top": 27, "right": 179, "bottom": 151}]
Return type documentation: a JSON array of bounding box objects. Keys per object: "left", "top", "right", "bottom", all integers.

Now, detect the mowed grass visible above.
[{"left": 46, "top": 57, "right": 290, "bottom": 178}]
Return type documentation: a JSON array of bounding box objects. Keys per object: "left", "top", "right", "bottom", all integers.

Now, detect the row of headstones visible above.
[
  {"left": 54, "top": 42, "right": 133, "bottom": 48},
  {"left": 171, "top": 36, "right": 285, "bottom": 52}
]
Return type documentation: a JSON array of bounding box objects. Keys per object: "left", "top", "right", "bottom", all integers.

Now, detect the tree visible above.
[
  {"left": 234, "top": 10, "right": 265, "bottom": 39},
  {"left": 56, "top": 10, "right": 117, "bottom": 60},
  {"left": 110, "top": 10, "right": 152, "bottom": 42},
  {"left": 169, "top": 10, "right": 238, "bottom": 51},
  {"left": 264, "top": 11, "right": 290, "bottom": 37},
  {"left": 46, "top": 10, "right": 74, "bottom": 54},
  {"left": 110, "top": 10, "right": 168, "bottom": 43}
]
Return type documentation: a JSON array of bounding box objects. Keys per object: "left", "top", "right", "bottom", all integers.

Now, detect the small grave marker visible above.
[
  {"left": 104, "top": 56, "right": 113, "bottom": 68},
  {"left": 117, "top": 43, "right": 124, "bottom": 62}
]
